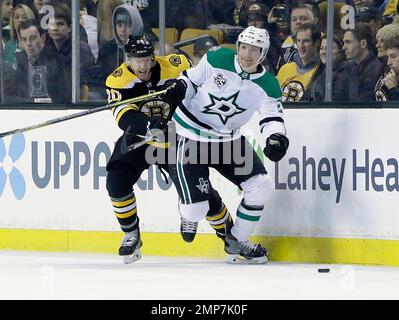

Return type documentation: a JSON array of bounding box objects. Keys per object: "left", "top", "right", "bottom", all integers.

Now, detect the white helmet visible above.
[{"left": 236, "top": 26, "right": 270, "bottom": 65}]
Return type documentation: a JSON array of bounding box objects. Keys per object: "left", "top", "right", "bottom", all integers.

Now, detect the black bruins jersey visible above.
[
  {"left": 105, "top": 54, "right": 191, "bottom": 169},
  {"left": 375, "top": 73, "right": 390, "bottom": 101},
  {"left": 106, "top": 54, "right": 191, "bottom": 134}
]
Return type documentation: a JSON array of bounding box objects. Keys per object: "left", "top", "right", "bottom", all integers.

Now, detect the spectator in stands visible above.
[
  {"left": 83, "top": 0, "right": 97, "bottom": 17},
  {"left": 45, "top": 1, "right": 94, "bottom": 101},
  {"left": 379, "top": 34, "right": 399, "bottom": 100},
  {"left": 234, "top": 0, "right": 271, "bottom": 26},
  {"left": 266, "top": 2, "right": 290, "bottom": 42},
  {"left": 353, "top": 0, "right": 377, "bottom": 12},
  {"left": 245, "top": 2, "right": 270, "bottom": 28},
  {"left": 80, "top": 0, "right": 98, "bottom": 60},
  {"left": 4, "top": 3, "right": 36, "bottom": 67},
  {"left": 15, "top": 19, "right": 68, "bottom": 103},
  {"left": 277, "top": 2, "right": 318, "bottom": 71},
  {"left": 244, "top": 1, "right": 280, "bottom": 73},
  {"left": 94, "top": 4, "right": 136, "bottom": 99},
  {"left": 192, "top": 36, "right": 218, "bottom": 65},
  {"left": 1, "top": 0, "right": 13, "bottom": 42},
  {"left": 356, "top": 6, "right": 383, "bottom": 35},
  {"left": 310, "top": 33, "right": 348, "bottom": 101},
  {"left": 342, "top": 22, "right": 384, "bottom": 101},
  {"left": 277, "top": 23, "right": 324, "bottom": 102},
  {"left": 374, "top": 17, "right": 399, "bottom": 100}
]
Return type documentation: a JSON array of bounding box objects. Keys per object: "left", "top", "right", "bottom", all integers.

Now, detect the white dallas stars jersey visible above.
[{"left": 173, "top": 47, "right": 286, "bottom": 142}]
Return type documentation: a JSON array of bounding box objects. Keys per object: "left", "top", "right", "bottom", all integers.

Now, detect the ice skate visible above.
[
  {"left": 119, "top": 228, "right": 143, "bottom": 264},
  {"left": 224, "top": 234, "right": 268, "bottom": 264},
  {"left": 180, "top": 215, "right": 198, "bottom": 243}
]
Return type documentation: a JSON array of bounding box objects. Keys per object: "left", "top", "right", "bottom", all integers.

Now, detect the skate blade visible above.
[
  {"left": 122, "top": 249, "right": 142, "bottom": 264},
  {"left": 226, "top": 254, "right": 268, "bottom": 265}
]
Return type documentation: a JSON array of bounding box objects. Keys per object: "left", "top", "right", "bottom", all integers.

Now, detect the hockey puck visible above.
[{"left": 318, "top": 268, "right": 330, "bottom": 273}]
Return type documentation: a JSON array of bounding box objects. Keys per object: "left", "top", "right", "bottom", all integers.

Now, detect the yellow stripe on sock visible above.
[
  {"left": 206, "top": 207, "right": 227, "bottom": 222},
  {"left": 112, "top": 196, "right": 136, "bottom": 208},
  {"left": 115, "top": 208, "right": 137, "bottom": 219},
  {"left": 210, "top": 224, "right": 226, "bottom": 230}
]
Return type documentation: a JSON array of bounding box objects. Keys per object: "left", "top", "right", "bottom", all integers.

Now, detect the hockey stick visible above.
[
  {"left": 0, "top": 89, "right": 167, "bottom": 139},
  {"left": 120, "top": 124, "right": 171, "bottom": 153},
  {"left": 173, "top": 35, "right": 212, "bottom": 50},
  {"left": 119, "top": 80, "right": 183, "bottom": 153}
]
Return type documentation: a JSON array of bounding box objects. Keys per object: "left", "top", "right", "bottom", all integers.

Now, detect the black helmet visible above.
[{"left": 124, "top": 35, "right": 154, "bottom": 58}]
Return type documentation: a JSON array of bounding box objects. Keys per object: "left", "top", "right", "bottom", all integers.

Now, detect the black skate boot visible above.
[
  {"left": 224, "top": 233, "right": 268, "bottom": 264},
  {"left": 119, "top": 228, "right": 143, "bottom": 264},
  {"left": 180, "top": 216, "right": 198, "bottom": 243}
]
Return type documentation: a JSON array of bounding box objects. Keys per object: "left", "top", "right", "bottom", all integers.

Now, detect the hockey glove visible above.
[
  {"left": 263, "top": 133, "right": 289, "bottom": 162},
  {"left": 163, "top": 79, "right": 187, "bottom": 105}
]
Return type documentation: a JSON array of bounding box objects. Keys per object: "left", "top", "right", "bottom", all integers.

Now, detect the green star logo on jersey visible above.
[
  {"left": 203, "top": 92, "right": 245, "bottom": 125},
  {"left": 196, "top": 178, "right": 209, "bottom": 194}
]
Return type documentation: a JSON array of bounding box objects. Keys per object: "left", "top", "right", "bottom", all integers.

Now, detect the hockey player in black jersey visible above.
[{"left": 105, "top": 35, "right": 233, "bottom": 264}]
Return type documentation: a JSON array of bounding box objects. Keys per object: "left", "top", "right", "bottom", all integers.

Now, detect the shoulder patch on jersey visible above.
[
  {"left": 111, "top": 68, "right": 123, "bottom": 78},
  {"left": 157, "top": 54, "right": 191, "bottom": 80},
  {"left": 206, "top": 47, "right": 236, "bottom": 73},
  {"left": 106, "top": 63, "right": 138, "bottom": 89},
  {"left": 252, "top": 72, "right": 282, "bottom": 99},
  {"left": 169, "top": 55, "right": 182, "bottom": 67}
]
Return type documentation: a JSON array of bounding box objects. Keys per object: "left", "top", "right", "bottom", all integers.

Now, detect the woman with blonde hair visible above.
[
  {"left": 4, "top": 3, "right": 36, "bottom": 67},
  {"left": 375, "top": 16, "right": 399, "bottom": 60},
  {"left": 374, "top": 16, "right": 399, "bottom": 100}
]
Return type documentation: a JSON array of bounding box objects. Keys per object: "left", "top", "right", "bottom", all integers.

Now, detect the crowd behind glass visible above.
[{"left": 1, "top": 0, "right": 399, "bottom": 104}]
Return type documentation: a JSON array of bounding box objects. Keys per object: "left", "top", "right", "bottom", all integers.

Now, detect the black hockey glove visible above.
[
  {"left": 263, "top": 133, "right": 289, "bottom": 162},
  {"left": 163, "top": 79, "right": 187, "bottom": 105}
]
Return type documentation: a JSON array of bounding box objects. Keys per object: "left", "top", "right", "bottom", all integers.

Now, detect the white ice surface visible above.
[{"left": 1, "top": 250, "right": 399, "bottom": 300}]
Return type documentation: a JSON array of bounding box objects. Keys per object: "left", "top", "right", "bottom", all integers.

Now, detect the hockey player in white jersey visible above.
[{"left": 163, "top": 26, "right": 289, "bottom": 264}]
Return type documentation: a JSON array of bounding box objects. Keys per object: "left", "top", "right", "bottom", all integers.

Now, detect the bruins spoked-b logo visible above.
[
  {"left": 281, "top": 81, "right": 305, "bottom": 102},
  {"left": 139, "top": 99, "right": 171, "bottom": 118},
  {"left": 169, "top": 55, "right": 182, "bottom": 67},
  {"left": 111, "top": 68, "right": 123, "bottom": 78}
]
